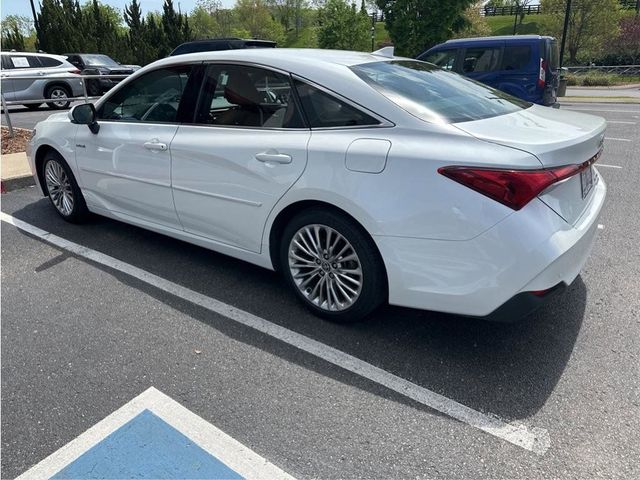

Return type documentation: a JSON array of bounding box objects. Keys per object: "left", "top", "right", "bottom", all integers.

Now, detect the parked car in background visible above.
[
  {"left": 418, "top": 35, "right": 560, "bottom": 107},
  {"left": 28, "top": 48, "right": 606, "bottom": 322},
  {"left": 0, "top": 51, "right": 83, "bottom": 109},
  {"left": 169, "top": 38, "right": 276, "bottom": 56},
  {"left": 64, "top": 53, "right": 135, "bottom": 96}
]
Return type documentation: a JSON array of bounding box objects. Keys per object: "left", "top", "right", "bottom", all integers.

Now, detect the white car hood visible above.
[{"left": 454, "top": 105, "right": 606, "bottom": 167}]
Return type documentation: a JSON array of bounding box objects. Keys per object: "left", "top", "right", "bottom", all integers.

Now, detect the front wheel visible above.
[
  {"left": 45, "top": 85, "right": 71, "bottom": 109},
  {"left": 280, "top": 209, "right": 386, "bottom": 322},
  {"left": 42, "top": 152, "right": 88, "bottom": 223}
]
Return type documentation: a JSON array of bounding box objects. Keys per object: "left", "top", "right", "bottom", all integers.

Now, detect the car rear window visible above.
[{"left": 351, "top": 60, "right": 531, "bottom": 124}]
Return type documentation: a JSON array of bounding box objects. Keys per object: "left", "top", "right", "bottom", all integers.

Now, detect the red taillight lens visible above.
[
  {"left": 538, "top": 58, "right": 547, "bottom": 89},
  {"left": 438, "top": 154, "right": 599, "bottom": 211}
]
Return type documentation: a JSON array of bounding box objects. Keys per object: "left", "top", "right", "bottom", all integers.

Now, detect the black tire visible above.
[
  {"left": 86, "top": 80, "right": 102, "bottom": 97},
  {"left": 45, "top": 84, "right": 71, "bottom": 109},
  {"left": 24, "top": 103, "right": 42, "bottom": 110},
  {"left": 41, "top": 151, "right": 89, "bottom": 223},
  {"left": 279, "top": 208, "right": 386, "bottom": 322}
]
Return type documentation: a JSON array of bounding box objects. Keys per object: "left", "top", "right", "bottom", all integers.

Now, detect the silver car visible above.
[{"left": 1, "top": 52, "right": 84, "bottom": 109}]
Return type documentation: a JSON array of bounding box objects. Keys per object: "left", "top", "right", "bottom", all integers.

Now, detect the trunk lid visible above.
[{"left": 455, "top": 105, "right": 606, "bottom": 225}]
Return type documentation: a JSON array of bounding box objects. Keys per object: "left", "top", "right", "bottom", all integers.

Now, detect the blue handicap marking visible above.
[{"left": 51, "top": 409, "right": 244, "bottom": 480}]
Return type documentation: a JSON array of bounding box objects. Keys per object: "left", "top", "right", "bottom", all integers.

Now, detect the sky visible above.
[{"left": 1, "top": 0, "right": 236, "bottom": 20}]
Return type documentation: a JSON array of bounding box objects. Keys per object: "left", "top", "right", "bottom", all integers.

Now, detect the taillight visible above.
[
  {"left": 438, "top": 153, "right": 600, "bottom": 211},
  {"left": 538, "top": 58, "right": 547, "bottom": 89},
  {"left": 68, "top": 69, "right": 81, "bottom": 75}
]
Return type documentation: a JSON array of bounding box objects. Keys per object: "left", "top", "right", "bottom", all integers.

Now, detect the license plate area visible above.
[{"left": 580, "top": 165, "right": 595, "bottom": 199}]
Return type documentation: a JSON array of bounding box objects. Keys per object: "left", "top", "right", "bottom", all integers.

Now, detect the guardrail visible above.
[
  {"left": 1, "top": 73, "right": 130, "bottom": 138},
  {"left": 566, "top": 65, "right": 640, "bottom": 76}
]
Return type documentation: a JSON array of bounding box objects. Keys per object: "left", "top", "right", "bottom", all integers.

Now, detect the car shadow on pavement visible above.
[{"left": 8, "top": 197, "right": 587, "bottom": 422}]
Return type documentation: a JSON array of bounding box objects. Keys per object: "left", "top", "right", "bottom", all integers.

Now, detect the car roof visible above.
[
  {"left": 444, "top": 35, "right": 555, "bottom": 44},
  {"left": 157, "top": 48, "right": 401, "bottom": 71},
  {"left": 1, "top": 51, "right": 67, "bottom": 59}
]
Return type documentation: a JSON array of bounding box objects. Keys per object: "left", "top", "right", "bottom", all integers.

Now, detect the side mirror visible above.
[{"left": 70, "top": 103, "right": 99, "bottom": 134}]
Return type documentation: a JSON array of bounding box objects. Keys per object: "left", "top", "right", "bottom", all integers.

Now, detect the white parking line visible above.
[
  {"left": 565, "top": 108, "right": 640, "bottom": 114},
  {"left": 597, "top": 164, "right": 623, "bottom": 169},
  {"left": 605, "top": 137, "right": 632, "bottom": 142},
  {"left": 605, "top": 121, "right": 637, "bottom": 124},
  {"left": 17, "top": 387, "right": 294, "bottom": 480},
  {"left": 0, "top": 212, "right": 551, "bottom": 456}
]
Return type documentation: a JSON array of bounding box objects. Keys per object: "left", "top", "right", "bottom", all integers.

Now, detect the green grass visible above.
[
  {"left": 485, "top": 14, "right": 554, "bottom": 36},
  {"left": 566, "top": 74, "right": 640, "bottom": 86}
]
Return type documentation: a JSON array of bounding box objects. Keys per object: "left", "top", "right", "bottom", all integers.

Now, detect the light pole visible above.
[
  {"left": 559, "top": 0, "right": 572, "bottom": 68},
  {"left": 371, "top": 11, "right": 377, "bottom": 52}
]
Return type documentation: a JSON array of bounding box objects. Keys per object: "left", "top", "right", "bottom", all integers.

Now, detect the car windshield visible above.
[
  {"left": 81, "top": 54, "right": 120, "bottom": 67},
  {"left": 350, "top": 60, "right": 531, "bottom": 124}
]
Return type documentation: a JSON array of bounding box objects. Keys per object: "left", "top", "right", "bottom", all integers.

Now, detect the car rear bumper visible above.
[{"left": 374, "top": 175, "right": 606, "bottom": 319}]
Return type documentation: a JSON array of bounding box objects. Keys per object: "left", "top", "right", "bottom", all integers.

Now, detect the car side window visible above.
[
  {"left": 98, "top": 66, "right": 192, "bottom": 123},
  {"left": 195, "top": 64, "right": 305, "bottom": 128},
  {"left": 8, "top": 56, "right": 41, "bottom": 69},
  {"left": 38, "top": 56, "right": 63, "bottom": 68},
  {"left": 501, "top": 45, "right": 532, "bottom": 71},
  {"left": 294, "top": 80, "right": 379, "bottom": 128},
  {"left": 462, "top": 47, "right": 501, "bottom": 73},
  {"left": 420, "top": 50, "right": 458, "bottom": 71}
]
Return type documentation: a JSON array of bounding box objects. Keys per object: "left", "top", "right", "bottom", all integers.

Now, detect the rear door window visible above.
[
  {"left": 501, "top": 45, "right": 532, "bottom": 71},
  {"left": 461, "top": 47, "right": 501, "bottom": 73},
  {"left": 419, "top": 49, "right": 458, "bottom": 71},
  {"left": 195, "top": 64, "right": 305, "bottom": 128}
]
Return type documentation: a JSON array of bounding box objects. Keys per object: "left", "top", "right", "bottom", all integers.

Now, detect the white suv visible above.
[{"left": 1, "top": 52, "right": 84, "bottom": 109}]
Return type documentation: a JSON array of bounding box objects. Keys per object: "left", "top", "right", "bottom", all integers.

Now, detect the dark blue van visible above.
[{"left": 417, "top": 35, "right": 560, "bottom": 106}]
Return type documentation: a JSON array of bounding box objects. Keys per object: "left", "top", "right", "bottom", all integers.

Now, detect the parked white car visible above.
[
  {"left": 27, "top": 48, "right": 606, "bottom": 322},
  {"left": 1, "top": 52, "right": 84, "bottom": 109}
]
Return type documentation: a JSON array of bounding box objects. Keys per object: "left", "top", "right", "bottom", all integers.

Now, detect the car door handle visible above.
[
  {"left": 143, "top": 140, "right": 167, "bottom": 152},
  {"left": 255, "top": 151, "right": 291, "bottom": 164}
]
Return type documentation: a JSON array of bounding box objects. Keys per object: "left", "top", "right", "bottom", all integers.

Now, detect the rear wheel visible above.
[
  {"left": 42, "top": 151, "right": 88, "bottom": 223},
  {"left": 45, "top": 85, "right": 71, "bottom": 109},
  {"left": 280, "top": 209, "right": 386, "bottom": 322}
]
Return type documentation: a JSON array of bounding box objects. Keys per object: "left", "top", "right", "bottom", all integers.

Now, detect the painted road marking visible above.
[
  {"left": 605, "top": 137, "right": 632, "bottom": 142},
  {"left": 598, "top": 224, "right": 605, "bottom": 230},
  {"left": 17, "top": 387, "right": 293, "bottom": 480},
  {"left": 597, "top": 164, "right": 623, "bottom": 169},
  {"left": 1, "top": 212, "right": 551, "bottom": 455},
  {"left": 606, "top": 120, "right": 637, "bottom": 124},
  {"left": 565, "top": 108, "right": 640, "bottom": 114}
]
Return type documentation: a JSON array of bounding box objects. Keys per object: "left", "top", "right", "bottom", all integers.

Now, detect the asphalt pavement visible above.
[{"left": 1, "top": 103, "right": 639, "bottom": 479}]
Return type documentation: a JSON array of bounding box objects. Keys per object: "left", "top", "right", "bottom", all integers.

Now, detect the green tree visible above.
[
  {"left": 124, "top": 0, "right": 158, "bottom": 64},
  {"left": 453, "top": 1, "right": 491, "bottom": 38},
  {"left": 1, "top": 15, "right": 33, "bottom": 51},
  {"left": 318, "top": 0, "right": 369, "bottom": 51},
  {"left": 233, "top": 0, "right": 285, "bottom": 44},
  {"left": 541, "top": 0, "right": 622, "bottom": 64},
  {"left": 162, "top": 0, "right": 192, "bottom": 52},
  {"left": 190, "top": 6, "right": 222, "bottom": 39},
  {"left": 376, "top": 0, "right": 474, "bottom": 57},
  {"left": 1, "top": 24, "right": 26, "bottom": 51}
]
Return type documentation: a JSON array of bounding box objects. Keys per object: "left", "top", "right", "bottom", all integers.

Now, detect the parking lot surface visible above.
[{"left": 2, "top": 103, "right": 639, "bottom": 479}]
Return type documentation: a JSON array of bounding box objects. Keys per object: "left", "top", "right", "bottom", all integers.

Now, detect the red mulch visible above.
[{"left": 1, "top": 127, "right": 32, "bottom": 155}]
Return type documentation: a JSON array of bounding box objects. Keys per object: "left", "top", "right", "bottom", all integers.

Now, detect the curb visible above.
[
  {"left": 1, "top": 174, "right": 35, "bottom": 193},
  {"left": 560, "top": 96, "right": 640, "bottom": 104}
]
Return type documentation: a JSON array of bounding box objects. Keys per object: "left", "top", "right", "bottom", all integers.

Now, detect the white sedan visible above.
[{"left": 27, "top": 48, "right": 606, "bottom": 322}]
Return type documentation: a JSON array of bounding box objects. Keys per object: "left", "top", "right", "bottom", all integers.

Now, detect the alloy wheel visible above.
[
  {"left": 49, "top": 88, "right": 69, "bottom": 108},
  {"left": 44, "top": 160, "right": 75, "bottom": 216},
  {"left": 288, "top": 224, "right": 363, "bottom": 312}
]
